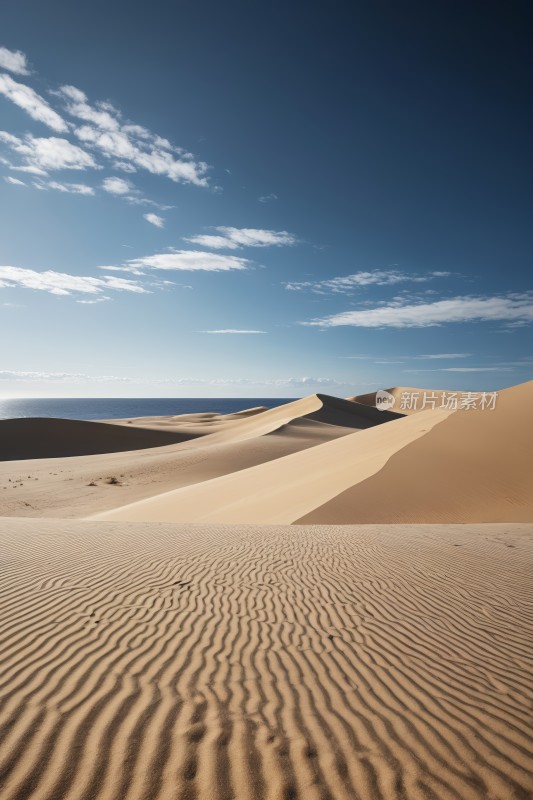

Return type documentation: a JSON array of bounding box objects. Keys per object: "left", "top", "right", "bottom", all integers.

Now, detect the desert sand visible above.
[
  {"left": 0, "top": 518, "right": 531, "bottom": 800},
  {"left": 0, "top": 382, "right": 532, "bottom": 800}
]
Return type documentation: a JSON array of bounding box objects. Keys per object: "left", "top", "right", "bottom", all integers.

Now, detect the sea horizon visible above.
[{"left": 0, "top": 397, "right": 298, "bottom": 421}]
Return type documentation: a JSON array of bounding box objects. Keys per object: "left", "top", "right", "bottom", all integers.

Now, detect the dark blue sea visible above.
[{"left": 0, "top": 398, "right": 297, "bottom": 421}]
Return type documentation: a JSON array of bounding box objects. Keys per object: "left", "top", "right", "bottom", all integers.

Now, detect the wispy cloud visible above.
[
  {"left": 0, "top": 371, "right": 343, "bottom": 389},
  {"left": 0, "top": 74, "right": 67, "bottom": 132},
  {"left": 286, "top": 269, "right": 450, "bottom": 294},
  {"left": 0, "top": 47, "right": 30, "bottom": 76},
  {"left": 76, "top": 296, "right": 111, "bottom": 304},
  {"left": 304, "top": 293, "right": 533, "bottom": 328},
  {"left": 0, "top": 266, "right": 147, "bottom": 297},
  {"left": 4, "top": 175, "right": 25, "bottom": 186},
  {"left": 0, "top": 370, "right": 133, "bottom": 382},
  {"left": 199, "top": 329, "right": 266, "bottom": 334},
  {"left": 0, "top": 49, "right": 211, "bottom": 194},
  {"left": 102, "top": 176, "right": 132, "bottom": 195},
  {"left": 406, "top": 367, "right": 513, "bottom": 373},
  {"left": 258, "top": 193, "right": 278, "bottom": 203},
  {"left": 185, "top": 227, "right": 298, "bottom": 250},
  {"left": 340, "top": 352, "right": 471, "bottom": 360},
  {"left": 113, "top": 160, "right": 136, "bottom": 173},
  {"left": 103, "top": 250, "right": 253, "bottom": 274},
  {"left": 418, "top": 353, "right": 471, "bottom": 359},
  {"left": 39, "top": 180, "right": 94, "bottom": 195},
  {"left": 57, "top": 84, "right": 210, "bottom": 186},
  {"left": 144, "top": 212, "right": 164, "bottom": 228},
  {"left": 0, "top": 131, "right": 98, "bottom": 174}
]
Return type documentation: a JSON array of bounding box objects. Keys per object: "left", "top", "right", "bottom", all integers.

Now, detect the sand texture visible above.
[{"left": 0, "top": 518, "right": 531, "bottom": 800}]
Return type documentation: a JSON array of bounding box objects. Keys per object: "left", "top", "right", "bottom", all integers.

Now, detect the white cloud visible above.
[
  {"left": 76, "top": 296, "right": 111, "bottom": 304},
  {"left": 4, "top": 175, "right": 25, "bottom": 186},
  {"left": 113, "top": 160, "right": 136, "bottom": 173},
  {"left": 106, "top": 250, "right": 253, "bottom": 273},
  {"left": 286, "top": 270, "right": 450, "bottom": 294},
  {"left": 0, "top": 131, "right": 98, "bottom": 174},
  {"left": 144, "top": 212, "right": 164, "bottom": 228},
  {"left": 43, "top": 180, "right": 94, "bottom": 195},
  {"left": 0, "top": 47, "right": 30, "bottom": 76},
  {"left": 258, "top": 193, "right": 278, "bottom": 203},
  {"left": 199, "top": 329, "right": 266, "bottom": 334},
  {"left": 102, "top": 176, "right": 132, "bottom": 195},
  {"left": 418, "top": 353, "right": 471, "bottom": 359},
  {"left": 185, "top": 226, "right": 298, "bottom": 250},
  {"left": 0, "top": 371, "right": 343, "bottom": 389},
  {"left": 169, "top": 375, "right": 342, "bottom": 388},
  {"left": 0, "top": 266, "right": 147, "bottom": 297},
  {"left": 0, "top": 370, "right": 133, "bottom": 382},
  {"left": 59, "top": 86, "right": 120, "bottom": 131},
  {"left": 55, "top": 84, "right": 210, "bottom": 187},
  {"left": 0, "top": 74, "right": 67, "bottom": 131},
  {"left": 435, "top": 367, "right": 511, "bottom": 373},
  {"left": 304, "top": 293, "right": 533, "bottom": 328}
]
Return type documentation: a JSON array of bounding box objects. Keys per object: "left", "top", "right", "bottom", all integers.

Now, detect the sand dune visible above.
[
  {"left": 97, "top": 381, "right": 533, "bottom": 525},
  {"left": 0, "top": 394, "right": 400, "bottom": 519},
  {"left": 95, "top": 405, "right": 450, "bottom": 524},
  {"left": 0, "top": 417, "right": 198, "bottom": 461},
  {"left": 112, "top": 396, "right": 401, "bottom": 436},
  {"left": 1, "top": 383, "right": 531, "bottom": 799},
  {"left": 0, "top": 415, "right": 355, "bottom": 520},
  {"left": 176, "top": 393, "right": 401, "bottom": 446},
  {"left": 0, "top": 517, "right": 531, "bottom": 800},
  {"left": 104, "top": 404, "right": 270, "bottom": 434},
  {"left": 300, "top": 379, "right": 533, "bottom": 524}
]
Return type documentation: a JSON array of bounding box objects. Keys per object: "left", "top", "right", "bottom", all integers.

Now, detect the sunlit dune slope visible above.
[
  {"left": 94, "top": 404, "right": 448, "bottom": 524},
  {"left": 300, "top": 379, "right": 533, "bottom": 523}
]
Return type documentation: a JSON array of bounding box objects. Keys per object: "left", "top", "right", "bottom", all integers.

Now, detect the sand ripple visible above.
[{"left": 0, "top": 519, "right": 531, "bottom": 800}]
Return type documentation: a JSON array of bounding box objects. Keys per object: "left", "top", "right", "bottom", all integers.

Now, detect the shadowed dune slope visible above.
[
  {"left": 0, "top": 417, "right": 199, "bottom": 461},
  {"left": 299, "top": 380, "right": 533, "bottom": 524},
  {"left": 304, "top": 394, "right": 403, "bottom": 427},
  {"left": 104, "top": 393, "right": 402, "bottom": 446},
  {"left": 179, "top": 393, "right": 402, "bottom": 445},
  {"left": 0, "top": 518, "right": 531, "bottom": 800}
]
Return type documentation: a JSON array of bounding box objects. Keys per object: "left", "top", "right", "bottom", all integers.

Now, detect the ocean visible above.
[{"left": 0, "top": 397, "right": 297, "bottom": 421}]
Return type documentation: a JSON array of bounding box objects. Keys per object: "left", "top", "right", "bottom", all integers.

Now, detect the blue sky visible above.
[{"left": 0, "top": 1, "right": 531, "bottom": 398}]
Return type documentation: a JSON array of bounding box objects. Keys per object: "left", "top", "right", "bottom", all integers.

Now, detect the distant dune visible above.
[{"left": 0, "top": 417, "right": 198, "bottom": 460}]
